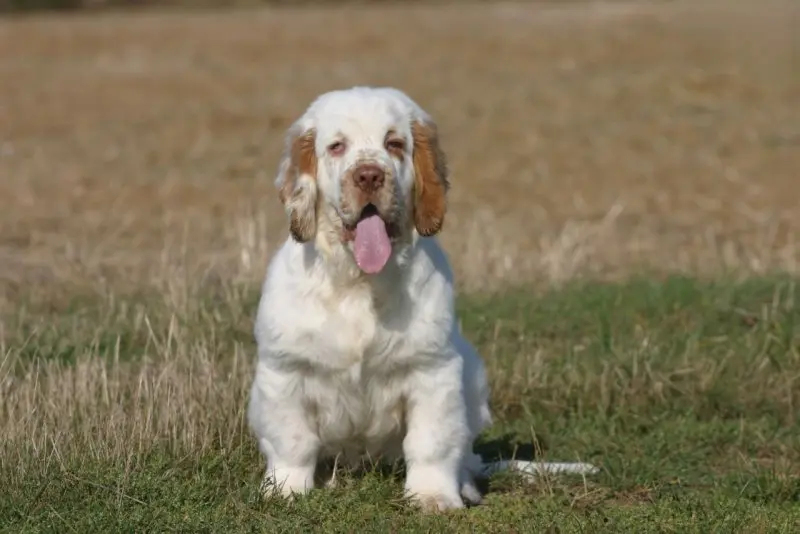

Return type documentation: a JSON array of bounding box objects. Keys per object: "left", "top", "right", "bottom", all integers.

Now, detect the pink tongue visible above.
[{"left": 354, "top": 214, "right": 392, "bottom": 274}]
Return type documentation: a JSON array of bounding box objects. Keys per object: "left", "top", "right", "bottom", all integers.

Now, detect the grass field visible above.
[{"left": 1, "top": 0, "right": 799, "bottom": 531}]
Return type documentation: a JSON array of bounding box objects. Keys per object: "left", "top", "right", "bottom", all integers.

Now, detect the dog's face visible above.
[{"left": 274, "top": 87, "right": 449, "bottom": 274}]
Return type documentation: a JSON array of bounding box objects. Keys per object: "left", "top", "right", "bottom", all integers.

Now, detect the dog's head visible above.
[{"left": 274, "top": 87, "right": 449, "bottom": 275}]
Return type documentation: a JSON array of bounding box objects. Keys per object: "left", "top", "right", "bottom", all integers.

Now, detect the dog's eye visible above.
[
  {"left": 385, "top": 138, "right": 405, "bottom": 155},
  {"left": 327, "top": 141, "right": 346, "bottom": 156}
]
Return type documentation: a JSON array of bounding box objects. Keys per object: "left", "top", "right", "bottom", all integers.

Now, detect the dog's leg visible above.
[
  {"left": 459, "top": 452, "right": 484, "bottom": 505},
  {"left": 257, "top": 435, "right": 320, "bottom": 499},
  {"left": 249, "top": 375, "right": 320, "bottom": 499},
  {"left": 455, "top": 335, "right": 493, "bottom": 506},
  {"left": 402, "top": 360, "right": 468, "bottom": 512}
]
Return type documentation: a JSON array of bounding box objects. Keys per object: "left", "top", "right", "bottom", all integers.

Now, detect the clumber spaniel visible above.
[{"left": 247, "top": 87, "right": 596, "bottom": 511}]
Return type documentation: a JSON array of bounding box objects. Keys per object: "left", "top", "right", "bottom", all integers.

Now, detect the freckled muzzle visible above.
[
  {"left": 341, "top": 162, "right": 402, "bottom": 275},
  {"left": 340, "top": 160, "right": 399, "bottom": 225}
]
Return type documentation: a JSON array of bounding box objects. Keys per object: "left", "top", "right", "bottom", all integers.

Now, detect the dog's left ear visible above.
[
  {"left": 275, "top": 123, "right": 318, "bottom": 243},
  {"left": 411, "top": 118, "right": 450, "bottom": 237}
]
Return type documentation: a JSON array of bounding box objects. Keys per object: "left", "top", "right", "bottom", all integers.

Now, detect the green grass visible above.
[{"left": 2, "top": 276, "right": 800, "bottom": 532}]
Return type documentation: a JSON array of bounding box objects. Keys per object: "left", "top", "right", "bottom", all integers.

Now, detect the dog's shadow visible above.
[{"left": 474, "top": 432, "right": 545, "bottom": 464}]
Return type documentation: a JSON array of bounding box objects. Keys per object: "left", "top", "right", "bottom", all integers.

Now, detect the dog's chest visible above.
[
  {"left": 306, "top": 360, "right": 407, "bottom": 453},
  {"left": 298, "top": 285, "right": 426, "bottom": 451},
  {"left": 318, "top": 287, "right": 412, "bottom": 368}
]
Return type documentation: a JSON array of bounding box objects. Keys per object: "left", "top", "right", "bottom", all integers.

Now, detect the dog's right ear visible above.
[
  {"left": 411, "top": 117, "right": 449, "bottom": 237},
  {"left": 275, "top": 124, "right": 318, "bottom": 243}
]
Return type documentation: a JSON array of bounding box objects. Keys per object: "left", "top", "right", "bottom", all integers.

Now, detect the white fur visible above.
[{"left": 247, "top": 87, "right": 596, "bottom": 512}]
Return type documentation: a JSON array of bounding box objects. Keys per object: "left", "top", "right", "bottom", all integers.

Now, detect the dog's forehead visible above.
[{"left": 306, "top": 88, "right": 416, "bottom": 140}]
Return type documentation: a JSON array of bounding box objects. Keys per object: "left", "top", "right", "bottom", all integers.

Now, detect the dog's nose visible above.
[{"left": 353, "top": 164, "right": 385, "bottom": 192}]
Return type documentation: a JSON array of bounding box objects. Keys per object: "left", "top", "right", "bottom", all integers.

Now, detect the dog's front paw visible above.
[
  {"left": 405, "top": 463, "right": 464, "bottom": 512},
  {"left": 260, "top": 465, "right": 315, "bottom": 499},
  {"left": 407, "top": 489, "right": 465, "bottom": 513}
]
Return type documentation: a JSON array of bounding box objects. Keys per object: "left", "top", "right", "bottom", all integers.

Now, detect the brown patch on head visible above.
[
  {"left": 276, "top": 128, "right": 318, "bottom": 242},
  {"left": 411, "top": 119, "right": 449, "bottom": 236}
]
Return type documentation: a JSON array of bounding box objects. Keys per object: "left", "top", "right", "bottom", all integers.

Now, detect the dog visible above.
[{"left": 247, "top": 86, "right": 596, "bottom": 512}]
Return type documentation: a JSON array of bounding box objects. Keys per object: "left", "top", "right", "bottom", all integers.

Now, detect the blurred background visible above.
[{"left": 1, "top": 0, "right": 798, "bottom": 310}]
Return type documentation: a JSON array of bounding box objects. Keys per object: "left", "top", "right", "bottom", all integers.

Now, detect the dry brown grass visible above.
[
  {"left": 1, "top": 295, "right": 255, "bottom": 463},
  {"left": 1, "top": 0, "right": 798, "bottom": 311}
]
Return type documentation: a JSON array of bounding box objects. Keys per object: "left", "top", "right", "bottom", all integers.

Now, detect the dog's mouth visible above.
[
  {"left": 358, "top": 203, "right": 380, "bottom": 223},
  {"left": 343, "top": 204, "right": 400, "bottom": 275},
  {"left": 343, "top": 204, "right": 400, "bottom": 240}
]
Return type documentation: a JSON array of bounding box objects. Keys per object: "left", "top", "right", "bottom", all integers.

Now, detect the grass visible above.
[{"left": 2, "top": 276, "right": 800, "bottom": 531}]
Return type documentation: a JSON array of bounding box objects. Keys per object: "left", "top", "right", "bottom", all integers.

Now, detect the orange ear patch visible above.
[
  {"left": 277, "top": 128, "right": 318, "bottom": 243},
  {"left": 412, "top": 120, "right": 449, "bottom": 237}
]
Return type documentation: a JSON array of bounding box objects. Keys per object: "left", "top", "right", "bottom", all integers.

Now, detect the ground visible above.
[{"left": 1, "top": 1, "right": 799, "bottom": 532}]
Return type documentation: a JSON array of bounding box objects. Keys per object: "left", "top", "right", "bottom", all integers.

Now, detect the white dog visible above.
[{"left": 247, "top": 86, "right": 596, "bottom": 512}]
